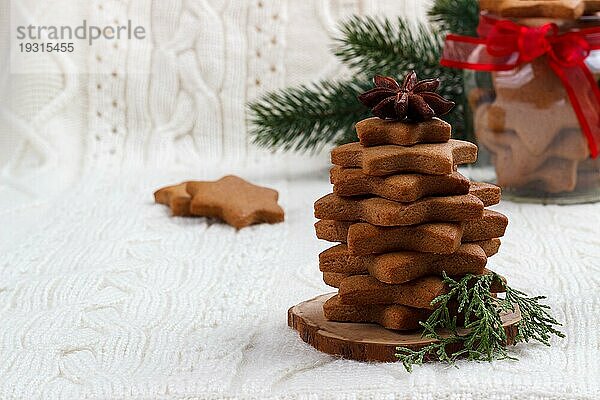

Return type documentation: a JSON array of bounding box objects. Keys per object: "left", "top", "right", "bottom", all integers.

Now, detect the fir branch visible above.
[
  {"left": 395, "top": 273, "right": 564, "bottom": 372},
  {"left": 248, "top": 79, "right": 371, "bottom": 152},
  {"left": 333, "top": 16, "right": 443, "bottom": 78},
  {"left": 429, "top": 0, "right": 480, "bottom": 36},
  {"left": 248, "top": 0, "right": 479, "bottom": 151}
]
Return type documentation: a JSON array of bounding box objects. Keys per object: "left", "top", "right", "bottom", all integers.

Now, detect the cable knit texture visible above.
[{"left": 1, "top": 0, "right": 599, "bottom": 399}]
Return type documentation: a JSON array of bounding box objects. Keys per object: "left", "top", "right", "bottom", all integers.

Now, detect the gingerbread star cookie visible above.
[
  {"left": 315, "top": 210, "right": 508, "bottom": 255},
  {"left": 330, "top": 167, "right": 471, "bottom": 202},
  {"left": 323, "top": 295, "right": 430, "bottom": 331},
  {"left": 314, "top": 193, "right": 485, "bottom": 226},
  {"left": 186, "top": 175, "right": 284, "bottom": 229},
  {"left": 480, "top": 0, "right": 585, "bottom": 19},
  {"left": 355, "top": 117, "right": 451, "bottom": 146},
  {"left": 154, "top": 182, "right": 193, "bottom": 216},
  {"left": 319, "top": 243, "right": 490, "bottom": 285},
  {"left": 331, "top": 139, "right": 477, "bottom": 176}
]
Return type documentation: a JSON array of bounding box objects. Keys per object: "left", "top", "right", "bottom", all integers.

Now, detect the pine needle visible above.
[
  {"left": 395, "top": 273, "right": 564, "bottom": 372},
  {"left": 248, "top": 78, "right": 371, "bottom": 153},
  {"left": 428, "top": 0, "right": 480, "bottom": 36},
  {"left": 333, "top": 16, "right": 443, "bottom": 78}
]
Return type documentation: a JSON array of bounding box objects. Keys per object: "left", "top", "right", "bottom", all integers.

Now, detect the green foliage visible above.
[
  {"left": 248, "top": 0, "right": 479, "bottom": 152},
  {"left": 429, "top": 0, "right": 480, "bottom": 36},
  {"left": 249, "top": 79, "right": 371, "bottom": 152},
  {"left": 505, "top": 286, "right": 565, "bottom": 345},
  {"left": 333, "top": 16, "right": 442, "bottom": 77},
  {"left": 395, "top": 273, "right": 564, "bottom": 372}
]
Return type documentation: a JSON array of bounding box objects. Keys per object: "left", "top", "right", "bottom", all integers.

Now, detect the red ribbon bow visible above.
[{"left": 441, "top": 13, "right": 600, "bottom": 157}]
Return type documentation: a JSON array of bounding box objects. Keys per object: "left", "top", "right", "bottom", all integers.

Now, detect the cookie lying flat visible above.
[
  {"left": 330, "top": 167, "right": 470, "bottom": 202},
  {"left": 480, "top": 0, "right": 585, "bottom": 19},
  {"left": 355, "top": 117, "right": 451, "bottom": 146},
  {"left": 314, "top": 193, "right": 484, "bottom": 226},
  {"left": 331, "top": 139, "right": 477, "bottom": 176},
  {"left": 320, "top": 240, "right": 500, "bottom": 274},
  {"left": 469, "top": 181, "right": 502, "bottom": 207},
  {"left": 462, "top": 210, "right": 509, "bottom": 242},
  {"left": 326, "top": 268, "right": 505, "bottom": 290},
  {"left": 338, "top": 275, "right": 446, "bottom": 309},
  {"left": 473, "top": 238, "right": 501, "bottom": 257},
  {"left": 154, "top": 182, "right": 192, "bottom": 216},
  {"left": 324, "top": 268, "right": 492, "bottom": 289},
  {"left": 315, "top": 220, "right": 463, "bottom": 254},
  {"left": 320, "top": 243, "right": 487, "bottom": 285},
  {"left": 323, "top": 295, "right": 431, "bottom": 331},
  {"left": 337, "top": 273, "right": 505, "bottom": 308},
  {"left": 314, "top": 210, "right": 508, "bottom": 255},
  {"left": 186, "top": 175, "right": 284, "bottom": 229},
  {"left": 323, "top": 271, "right": 353, "bottom": 288}
]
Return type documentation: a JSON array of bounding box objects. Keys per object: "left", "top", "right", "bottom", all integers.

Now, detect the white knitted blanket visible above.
[
  {"left": 2, "top": 0, "right": 599, "bottom": 398},
  {"left": 2, "top": 167, "right": 599, "bottom": 399}
]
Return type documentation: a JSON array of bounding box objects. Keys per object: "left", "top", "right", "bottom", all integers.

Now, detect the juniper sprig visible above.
[{"left": 395, "top": 273, "right": 564, "bottom": 372}]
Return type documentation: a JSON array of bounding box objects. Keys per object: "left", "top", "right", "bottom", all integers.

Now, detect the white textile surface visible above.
[
  {"left": 1, "top": 0, "right": 600, "bottom": 398},
  {"left": 1, "top": 167, "right": 600, "bottom": 399}
]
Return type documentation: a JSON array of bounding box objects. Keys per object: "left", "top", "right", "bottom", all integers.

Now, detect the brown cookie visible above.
[
  {"left": 331, "top": 140, "right": 478, "bottom": 176},
  {"left": 154, "top": 182, "right": 192, "bottom": 216},
  {"left": 186, "top": 175, "right": 284, "bottom": 229},
  {"left": 319, "top": 244, "right": 368, "bottom": 274},
  {"left": 469, "top": 181, "right": 502, "bottom": 206},
  {"left": 473, "top": 238, "right": 502, "bottom": 257},
  {"left": 314, "top": 193, "right": 484, "bottom": 226},
  {"left": 491, "top": 58, "right": 572, "bottom": 110},
  {"left": 585, "top": 0, "right": 600, "bottom": 13},
  {"left": 323, "top": 295, "right": 431, "bottom": 331},
  {"left": 320, "top": 239, "right": 500, "bottom": 274},
  {"left": 315, "top": 210, "right": 507, "bottom": 255},
  {"left": 323, "top": 266, "right": 498, "bottom": 289},
  {"left": 315, "top": 220, "right": 462, "bottom": 254},
  {"left": 462, "top": 210, "right": 509, "bottom": 242},
  {"left": 337, "top": 273, "right": 505, "bottom": 308},
  {"left": 348, "top": 222, "right": 464, "bottom": 256},
  {"left": 478, "top": 127, "right": 587, "bottom": 193},
  {"left": 479, "top": 0, "right": 585, "bottom": 19},
  {"left": 320, "top": 243, "right": 488, "bottom": 285},
  {"left": 323, "top": 271, "right": 353, "bottom": 288},
  {"left": 484, "top": 103, "right": 580, "bottom": 157},
  {"left": 355, "top": 117, "right": 451, "bottom": 146},
  {"left": 494, "top": 150, "right": 581, "bottom": 193},
  {"left": 338, "top": 275, "right": 447, "bottom": 309},
  {"left": 330, "top": 167, "right": 471, "bottom": 202}
]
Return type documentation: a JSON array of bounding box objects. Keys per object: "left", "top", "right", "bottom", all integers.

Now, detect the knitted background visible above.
[{"left": 1, "top": 1, "right": 599, "bottom": 399}]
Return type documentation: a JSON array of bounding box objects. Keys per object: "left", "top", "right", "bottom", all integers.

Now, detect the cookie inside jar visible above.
[{"left": 467, "top": 1, "right": 600, "bottom": 203}]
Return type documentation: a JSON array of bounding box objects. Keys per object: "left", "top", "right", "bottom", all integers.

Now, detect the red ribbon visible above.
[{"left": 441, "top": 13, "right": 600, "bottom": 158}]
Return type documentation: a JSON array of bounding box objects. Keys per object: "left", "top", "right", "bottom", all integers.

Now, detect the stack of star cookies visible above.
[{"left": 314, "top": 117, "right": 509, "bottom": 330}]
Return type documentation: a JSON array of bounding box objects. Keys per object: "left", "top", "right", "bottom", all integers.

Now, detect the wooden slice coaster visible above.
[{"left": 288, "top": 293, "right": 522, "bottom": 362}]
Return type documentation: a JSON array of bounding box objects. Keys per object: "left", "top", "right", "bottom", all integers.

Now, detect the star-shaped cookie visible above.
[
  {"left": 314, "top": 210, "right": 508, "bottom": 255},
  {"left": 480, "top": 0, "right": 586, "bottom": 19},
  {"left": 335, "top": 272, "right": 505, "bottom": 308},
  {"left": 154, "top": 182, "right": 192, "bottom": 216},
  {"left": 186, "top": 175, "right": 284, "bottom": 229},
  {"left": 479, "top": 127, "right": 587, "bottom": 192},
  {"left": 330, "top": 167, "right": 471, "bottom": 202},
  {"left": 331, "top": 139, "right": 477, "bottom": 176},
  {"left": 319, "top": 242, "right": 489, "bottom": 284}
]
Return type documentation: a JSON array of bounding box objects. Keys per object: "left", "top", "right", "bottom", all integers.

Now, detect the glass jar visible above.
[{"left": 465, "top": 17, "right": 600, "bottom": 204}]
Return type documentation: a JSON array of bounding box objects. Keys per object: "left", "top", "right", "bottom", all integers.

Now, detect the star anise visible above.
[{"left": 358, "top": 71, "right": 455, "bottom": 122}]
